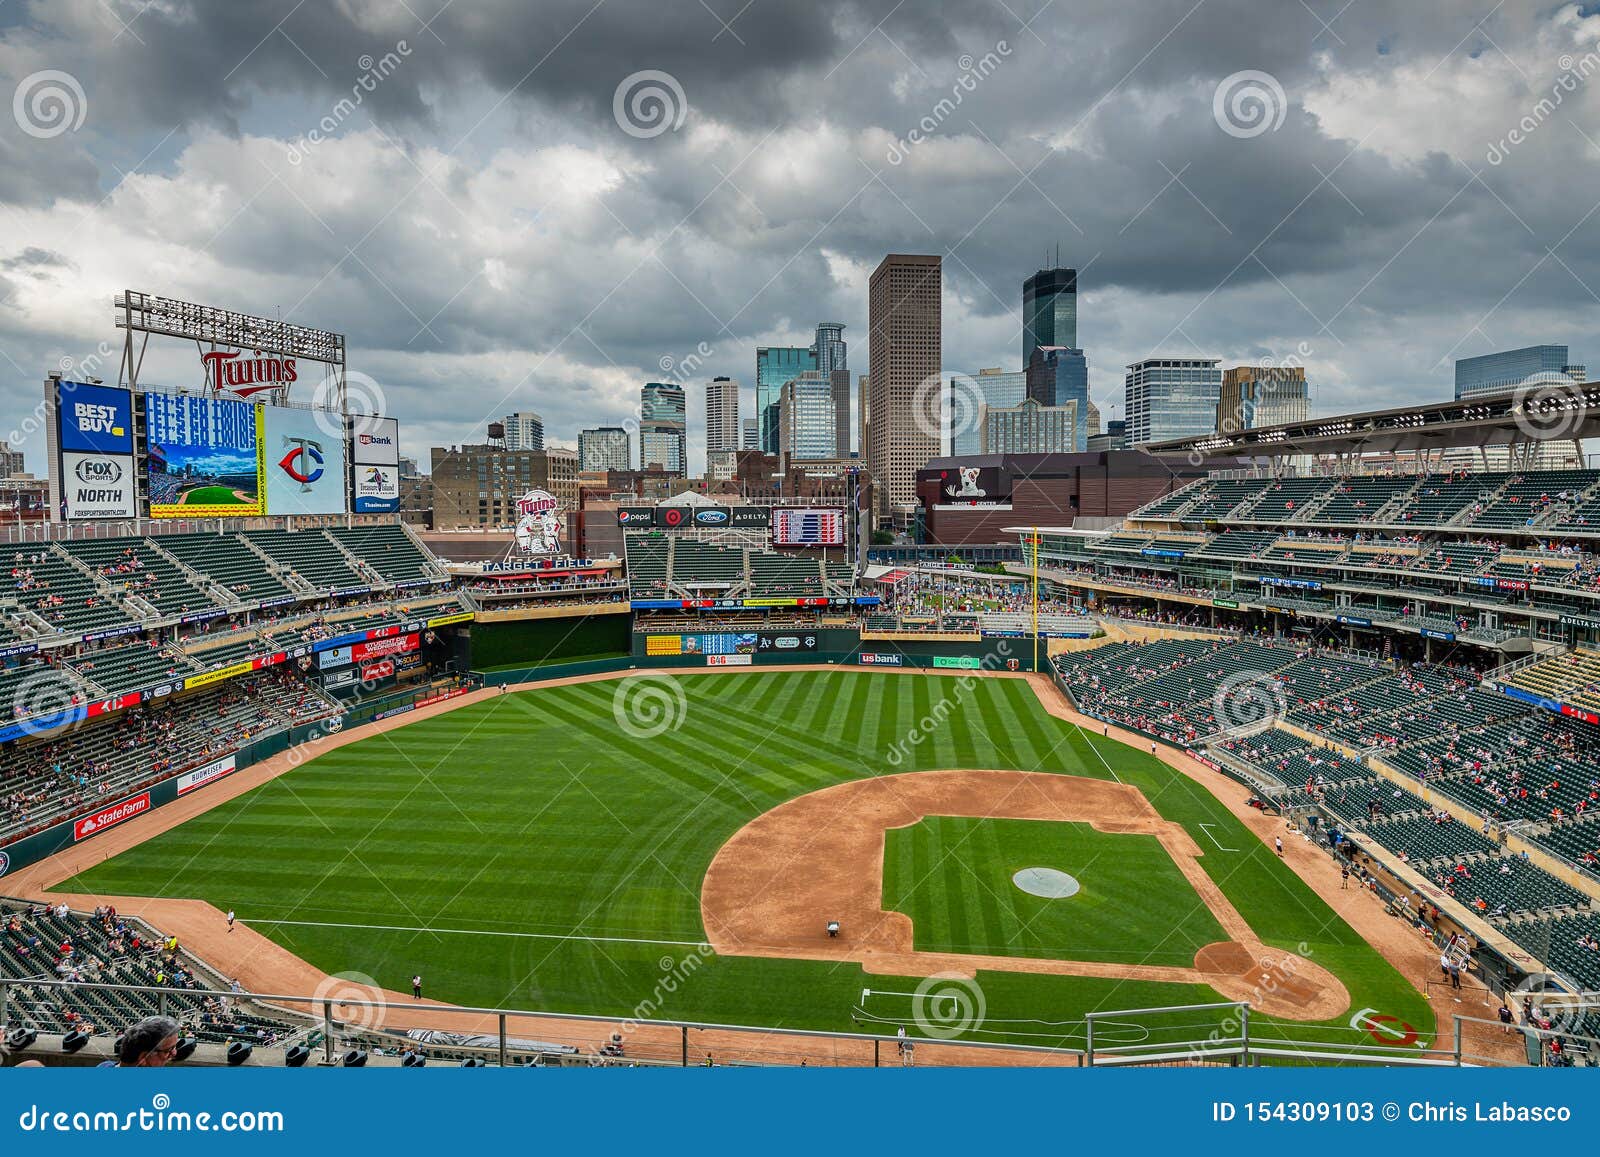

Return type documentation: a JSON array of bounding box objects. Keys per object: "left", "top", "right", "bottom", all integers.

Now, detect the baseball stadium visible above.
[{"left": 4, "top": 339, "right": 1600, "bottom": 1070}]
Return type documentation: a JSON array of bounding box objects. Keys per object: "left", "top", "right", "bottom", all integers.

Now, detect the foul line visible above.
[
  {"left": 1197, "top": 823, "right": 1240, "bottom": 852},
  {"left": 246, "top": 917, "right": 707, "bottom": 948}
]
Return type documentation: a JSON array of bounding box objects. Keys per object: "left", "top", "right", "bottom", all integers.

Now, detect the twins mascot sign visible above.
[{"left": 514, "top": 490, "right": 562, "bottom": 555}]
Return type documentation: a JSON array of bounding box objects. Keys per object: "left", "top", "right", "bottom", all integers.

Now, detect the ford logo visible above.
[{"left": 696, "top": 510, "right": 729, "bottom": 524}]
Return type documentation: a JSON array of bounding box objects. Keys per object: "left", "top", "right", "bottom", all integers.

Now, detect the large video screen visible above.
[
  {"left": 56, "top": 381, "right": 137, "bottom": 519},
  {"left": 145, "top": 394, "right": 264, "bottom": 518},
  {"left": 263, "top": 405, "right": 347, "bottom": 516},
  {"left": 771, "top": 507, "right": 845, "bottom": 547}
]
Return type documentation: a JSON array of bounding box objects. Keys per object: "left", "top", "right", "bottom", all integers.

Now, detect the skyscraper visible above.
[
  {"left": 1454, "top": 345, "right": 1583, "bottom": 399},
  {"left": 1124, "top": 357, "right": 1222, "bottom": 446},
  {"left": 578, "top": 426, "right": 631, "bottom": 472},
  {"left": 813, "top": 322, "right": 847, "bottom": 373},
  {"left": 982, "top": 397, "right": 1078, "bottom": 454},
  {"left": 778, "top": 371, "right": 837, "bottom": 466},
  {"left": 1022, "top": 268, "right": 1077, "bottom": 366},
  {"left": 867, "top": 253, "right": 941, "bottom": 524},
  {"left": 1025, "top": 347, "right": 1091, "bottom": 452},
  {"left": 741, "top": 417, "right": 758, "bottom": 450},
  {"left": 639, "top": 381, "right": 687, "bottom": 473},
  {"left": 1217, "top": 365, "right": 1310, "bottom": 432},
  {"left": 502, "top": 411, "right": 545, "bottom": 451},
  {"left": 755, "top": 346, "right": 816, "bottom": 453},
  {"left": 830, "top": 369, "right": 852, "bottom": 457},
  {"left": 950, "top": 368, "right": 1027, "bottom": 456},
  {"left": 705, "top": 376, "right": 740, "bottom": 452}
]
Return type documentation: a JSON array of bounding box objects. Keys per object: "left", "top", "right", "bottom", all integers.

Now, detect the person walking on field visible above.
[
  {"left": 412, "top": 974, "right": 423, "bottom": 1001},
  {"left": 1275, "top": 836, "right": 1283, "bottom": 857},
  {"left": 225, "top": 909, "right": 235, "bottom": 933}
]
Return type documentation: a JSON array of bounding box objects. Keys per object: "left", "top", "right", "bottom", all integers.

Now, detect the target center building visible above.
[{"left": 915, "top": 449, "right": 1220, "bottom": 546}]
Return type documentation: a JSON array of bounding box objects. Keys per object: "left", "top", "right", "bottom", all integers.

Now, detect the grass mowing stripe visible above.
[{"left": 61, "top": 671, "right": 1434, "bottom": 1043}]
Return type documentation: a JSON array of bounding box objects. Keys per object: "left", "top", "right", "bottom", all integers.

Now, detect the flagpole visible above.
[{"left": 1031, "top": 526, "right": 1039, "bottom": 674}]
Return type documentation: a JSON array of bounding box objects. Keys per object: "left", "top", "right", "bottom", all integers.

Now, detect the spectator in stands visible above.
[{"left": 112, "top": 1015, "right": 183, "bottom": 1067}]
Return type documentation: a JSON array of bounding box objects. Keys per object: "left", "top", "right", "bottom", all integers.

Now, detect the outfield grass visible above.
[
  {"left": 57, "top": 671, "right": 1433, "bottom": 1050},
  {"left": 883, "top": 817, "right": 1227, "bottom": 966},
  {"left": 179, "top": 485, "right": 252, "bottom": 505}
]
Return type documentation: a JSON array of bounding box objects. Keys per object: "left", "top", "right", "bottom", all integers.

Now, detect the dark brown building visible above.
[{"left": 915, "top": 449, "right": 1226, "bottom": 545}]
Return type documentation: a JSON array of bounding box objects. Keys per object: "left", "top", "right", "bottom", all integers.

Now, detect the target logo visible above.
[{"left": 661, "top": 508, "right": 686, "bottom": 528}]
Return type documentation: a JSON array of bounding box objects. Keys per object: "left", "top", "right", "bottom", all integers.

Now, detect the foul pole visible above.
[{"left": 1031, "top": 526, "right": 1039, "bottom": 674}]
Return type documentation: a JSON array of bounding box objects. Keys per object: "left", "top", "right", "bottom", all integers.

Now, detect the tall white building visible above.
[
  {"left": 705, "top": 376, "right": 740, "bottom": 452},
  {"left": 503, "top": 411, "right": 545, "bottom": 451},
  {"left": 779, "top": 371, "right": 837, "bottom": 467},
  {"left": 1124, "top": 358, "right": 1222, "bottom": 446},
  {"left": 741, "top": 417, "right": 758, "bottom": 450},
  {"left": 578, "top": 426, "right": 631, "bottom": 472}
]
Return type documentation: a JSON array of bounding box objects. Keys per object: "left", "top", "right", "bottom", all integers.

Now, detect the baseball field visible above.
[{"left": 52, "top": 669, "right": 1434, "bottom": 1053}]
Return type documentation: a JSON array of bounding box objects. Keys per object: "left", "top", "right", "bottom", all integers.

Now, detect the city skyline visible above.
[{"left": 3, "top": 3, "right": 1596, "bottom": 481}]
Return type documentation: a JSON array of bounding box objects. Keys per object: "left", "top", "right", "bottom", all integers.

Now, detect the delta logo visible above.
[
  {"left": 70, "top": 402, "right": 124, "bottom": 439},
  {"left": 73, "top": 793, "right": 151, "bottom": 840}
]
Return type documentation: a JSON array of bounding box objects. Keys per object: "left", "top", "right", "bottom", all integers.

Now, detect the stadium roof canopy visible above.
[{"left": 1144, "top": 385, "right": 1600, "bottom": 461}]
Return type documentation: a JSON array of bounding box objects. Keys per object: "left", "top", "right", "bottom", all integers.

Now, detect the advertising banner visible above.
[
  {"left": 73, "top": 792, "right": 151, "bottom": 840},
  {"left": 263, "top": 405, "right": 348, "bottom": 516},
  {"left": 57, "top": 381, "right": 138, "bottom": 519},
  {"left": 61, "top": 450, "right": 136, "bottom": 519},
  {"left": 707, "top": 654, "right": 753, "bottom": 666},
  {"left": 616, "top": 507, "right": 656, "bottom": 527},
  {"left": 176, "top": 754, "right": 237, "bottom": 796},
  {"left": 645, "top": 635, "right": 683, "bottom": 656},
  {"left": 360, "top": 659, "right": 396, "bottom": 681},
  {"left": 56, "top": 381, "right": 133, "bottom": 454},
  {"left": 858, "top": 652, "right": 903, "bottom": 666},
  {"left": 351, "top": 415, "right": 400, "bottom": 465},
  {"left": 146, "top": 393, "right": 264, "bottom": 517},
  {"left": 318, "top": 645, "right": 354, "bottom": 670},
  {"left": 353, "top": 463, "right": 400, "bottom": 513},
  {"left": 351, "top": 633, "right": 419, "bottom": 661}
]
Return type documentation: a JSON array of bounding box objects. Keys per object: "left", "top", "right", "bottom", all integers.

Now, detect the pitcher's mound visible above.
[{"left": 1012, "top": 867, "right": 1080, "bottom": 898}]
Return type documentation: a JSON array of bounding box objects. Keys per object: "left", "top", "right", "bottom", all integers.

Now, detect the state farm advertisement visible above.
[
  {"left": 351, "top": 633, "right": 419, "bottom": 662},
  {"left": 73, "top": 793, "right": 151, "bottom": 840}
]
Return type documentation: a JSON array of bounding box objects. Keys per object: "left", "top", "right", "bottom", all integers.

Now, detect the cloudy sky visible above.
[{"left": 2, "top": 0, "right": 1599, "bottom": 475}]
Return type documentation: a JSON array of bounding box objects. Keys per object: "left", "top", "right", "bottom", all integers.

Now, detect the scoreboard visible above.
[{"left": 771, "top": 507, "right": 845, "bottom": 547}]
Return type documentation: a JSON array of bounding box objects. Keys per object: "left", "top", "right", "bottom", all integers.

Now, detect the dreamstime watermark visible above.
[
  {"left": 311, "top": 969, "right": 387, "bottom": 1034},
  {"left": 10, "top": 669, "right": 84, "bottom": 739},
  {"left": 1189, "top": 343, "right": 1313, "bottom": 468},
  {"left": 886, "top": 44, "right": 1012, "bottom": 165},
  {"left": 12, "top": 345, "right": 119, "bottom": 453},
  {"left": 909, "top": 371, "right": 986, "bottom": 453},
  {"left": 590, "top": 942, "right": 716, "bottom": 1060},
  {"left": 1509, "top": 971, "right": 1595, "bottom": 1040},
  {"left": 885, "top": 642, "right": 1015, "bottom": 766},
  {"left": 1211, "top": 669, "right": 1287, "bottom": 735},
  {"left": 612, "top": 674, "right": 688, "bottom": 739},
  {"left": 1487, "top": 42, "right": 1600, "bottom": 165},
  {"left": 1511, "top": 372, "right": 1589, "bottom": 443},
  {"left": 285, "top": 43, "right": 412, "bottom": 165},
  {"left": 620, "top": 341, "right": 713, "bottom": 457},
  {"left": 1212, "top": 70, "right": 1287, "bottom": 139},
  {"left": 1186, "top": 941, "right": 1313, "bottom": 1060},
  {"left": 613, "top": 70, "right": 688, "bottom": 139},
  {"left": 309, "top": 369, "right": 389, "bottom": 441},
  {"left": 13, "top": 70, "right": 87, "bottom": 139},
  {"left": 910, "top": 972, "right": 987, "bottom": 1039}
]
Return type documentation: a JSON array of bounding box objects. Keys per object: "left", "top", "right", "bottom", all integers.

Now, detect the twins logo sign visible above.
[{"left": 278, "top": 435, "right": 325, "bottom": 490}]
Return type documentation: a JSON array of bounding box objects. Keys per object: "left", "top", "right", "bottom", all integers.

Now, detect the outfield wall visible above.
[
  {"left": 0, "top": 646, "right": 1044, "bottom": 879},
  {"left": 469, "top": 613, "right": 631, "bottom": 670}
]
